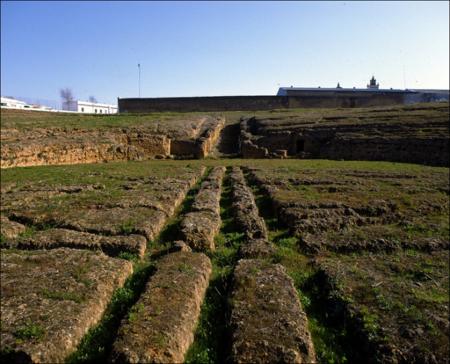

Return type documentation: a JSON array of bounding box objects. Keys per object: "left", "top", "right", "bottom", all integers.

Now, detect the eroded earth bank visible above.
[
  {"left": 1, "top": 102, "right": 449, "bottom": 169},
  {"left": 1, "top": 112, "right": 224, "bottom": 168}
]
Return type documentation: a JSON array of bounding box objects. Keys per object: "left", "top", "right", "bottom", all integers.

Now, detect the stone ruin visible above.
[{"left": 239, "top": 103, "right": 449, "bottom": 166}]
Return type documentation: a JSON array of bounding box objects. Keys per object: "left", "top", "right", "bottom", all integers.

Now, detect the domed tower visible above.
[{"left": 367, "top": 76, "right": 379, "bottom": 89}]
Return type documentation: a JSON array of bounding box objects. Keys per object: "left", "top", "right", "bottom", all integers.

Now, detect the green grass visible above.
[
  {"left": 2, "top": 102, "right": 446, "bottom": 131},
  {"left": 13, "top": 321, "right": 45, "bottom": 342},
  {"left": 41, "top": 289, "right": 85, "bottom": 303}
]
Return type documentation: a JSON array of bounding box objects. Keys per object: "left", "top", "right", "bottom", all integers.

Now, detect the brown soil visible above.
[{"left": 0, "top": 215, "right": 26, "bottom": 239}]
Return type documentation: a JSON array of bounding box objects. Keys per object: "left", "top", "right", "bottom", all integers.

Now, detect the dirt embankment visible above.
[
  {"left": 1, "top": 116, "right": 224, "bottom": 168},
  {"left": 239, "top": 103, "right": 450, "bottom": 166}
]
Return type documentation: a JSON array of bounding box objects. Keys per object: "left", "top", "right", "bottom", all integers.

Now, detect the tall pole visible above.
[{"left": 138, "top": 63, "right": 141, "bottom": 97}]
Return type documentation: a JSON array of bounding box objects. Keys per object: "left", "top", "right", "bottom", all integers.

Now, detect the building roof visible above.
[
  {"left": 277, "top": 87, "right": 408, "bottom": 93},
  {"left": 1, "top": 96, "right": 27, "bottom": 105}
]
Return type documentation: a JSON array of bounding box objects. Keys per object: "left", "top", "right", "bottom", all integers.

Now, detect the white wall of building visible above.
[
  {"left": 77, "top": 101, "right": 118, "bottom": 114},
  {"left": 1, "top": 97, "right": 27, "bottom": 109},
  {"left": 2, "top": 96, "right": 118, "bottom": 114},
  {"left": 61, "top": 100, "right": 117, "bottom": 114}
]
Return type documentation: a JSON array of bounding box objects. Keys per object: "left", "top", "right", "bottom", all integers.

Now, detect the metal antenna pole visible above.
[
  {"left": 403, "top": 64, "right": 406, "bottom": 90},
  {"left": 138, "top": 63, "right": 141, "bottom": 97}
]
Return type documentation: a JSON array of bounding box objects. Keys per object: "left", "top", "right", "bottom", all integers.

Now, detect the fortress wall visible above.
[
  {"left": 119, "top": 96, "right": 288, "bottom": 113},
  {"left": 119, "top": 93, "right": 409, "bottom": 113}
]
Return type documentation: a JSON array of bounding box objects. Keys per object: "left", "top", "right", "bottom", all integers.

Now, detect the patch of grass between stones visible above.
[{"left": 13, "top": 321, "right": 45, "bottom": 342}]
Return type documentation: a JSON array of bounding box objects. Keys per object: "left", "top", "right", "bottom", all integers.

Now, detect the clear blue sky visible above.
[{"left": 1, "top": 1, "right": 449, "bottom": 105}]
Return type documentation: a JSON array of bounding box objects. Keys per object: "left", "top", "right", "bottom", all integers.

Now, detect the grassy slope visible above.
[{"left": 2, "top": 102, "right": 447, "bottom": 130}]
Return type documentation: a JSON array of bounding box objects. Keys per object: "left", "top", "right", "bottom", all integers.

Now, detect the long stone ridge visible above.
[
  {"left": 0, "top": 248, "right": 133, "bottom": 363},
  {"left": 110, "top": 251, "right": 212, "bottom": 363},
  {"left": 180, "top": 166, "right": 225, "bottom": 251},
  {"left": 9, "top": 228, "right": 147, "bottom": 258},
  {"left": 230, "top": 167, "right": 274, "bottom": 258},
  {"left": 230, "top": 259, "right": 316, "bottom": 364}
]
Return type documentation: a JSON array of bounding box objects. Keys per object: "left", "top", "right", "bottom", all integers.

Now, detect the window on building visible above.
[
  {"left": 100, "top": 110, "right": 102, "bottom": 113},
  {"left": 81, "top": 107, "right": 84, "bottom": 112},
  {"left": 95, "top": 109, "right": 97, "bottom": 113}
]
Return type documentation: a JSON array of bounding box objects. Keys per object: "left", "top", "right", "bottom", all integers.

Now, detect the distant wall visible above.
[
  {"left": 119, "top": 91, "right": 448, "bottom": 113},
  {"left": 287, "top": 92, "right": 406, "bottom": 108},
  {"left": 119, "top": 96, "right": 288, "bottom": 113},
  {"left": 118, "top": 93, "right": 410, "bottom": 113}
]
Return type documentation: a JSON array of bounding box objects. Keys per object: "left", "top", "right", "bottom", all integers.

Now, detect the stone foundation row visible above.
[
  {"left": 180, "top": 166, "right": 225, "bottom": 251},
  {"left": 228, "top": 167, "right": 316, "bottom": 363}
]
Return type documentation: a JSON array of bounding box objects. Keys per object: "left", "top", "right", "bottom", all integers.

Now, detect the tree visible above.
[
  {"left": 60, "top": 88, "right": 74, "bottom": 104},
  {"left": 88, "top": 96, "right": 97, "bottom": 103}
]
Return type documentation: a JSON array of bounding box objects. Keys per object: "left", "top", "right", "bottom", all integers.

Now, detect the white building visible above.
[
  {"left": 1, "top": 96, "right": 28, "bottom": 109},
  {"left": 62, "top": 100, "right": 118, "bottom": 114}
]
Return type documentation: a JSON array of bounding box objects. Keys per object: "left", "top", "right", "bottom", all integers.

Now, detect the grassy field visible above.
[
  {"left": 1, "top": 159, "right": 448, "bottom": 363},
  {"left": 2, "top": 102, "right": 447, "bottom": 130},
  {"left": 1, "top": 158, "right": 444, "bottom": 184}
]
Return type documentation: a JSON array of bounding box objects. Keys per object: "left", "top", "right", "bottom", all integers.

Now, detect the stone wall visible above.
[
  {"left": 119, "top": 96, "right": 288, "bottom": 113},
  {"left": 118, "top": 92, "right": 415, "bottom": 113}
]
